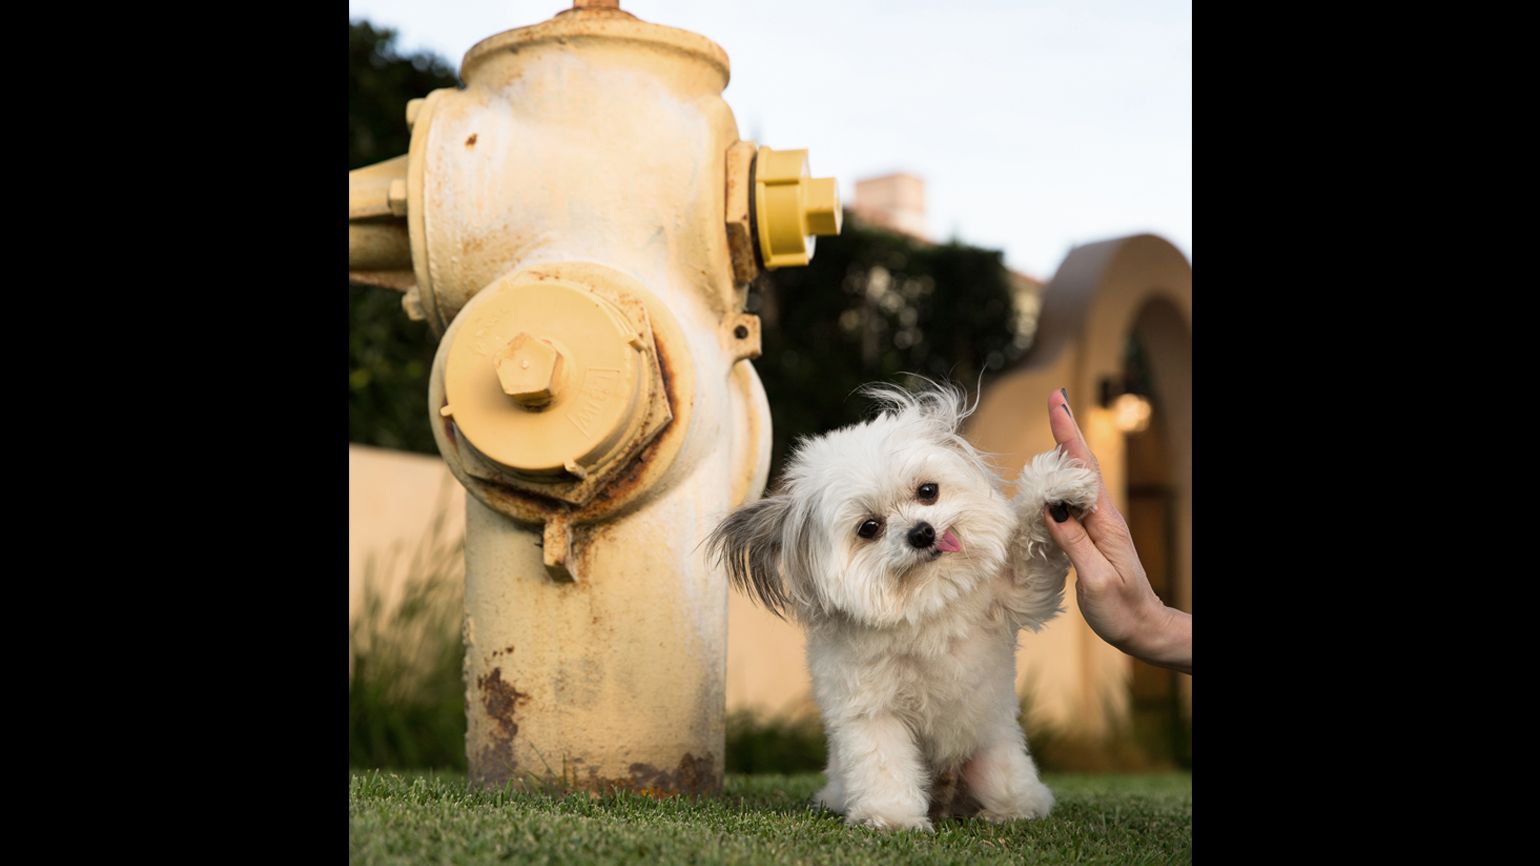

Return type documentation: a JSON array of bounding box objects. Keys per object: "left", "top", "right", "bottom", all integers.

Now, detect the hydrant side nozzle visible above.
[
  {"left": 349, "top": 154, "right": 417, "bottom": 288},
  {"left": 348, "top": 154, "right": 408, "bottom": 220},
  {"left": 753, "top": 146, "right": 842, "bottom": 270}
]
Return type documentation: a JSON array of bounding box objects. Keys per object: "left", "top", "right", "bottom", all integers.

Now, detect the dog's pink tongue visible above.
[{"left": 937, "top": 529, "right": 961, "bottom": 553}]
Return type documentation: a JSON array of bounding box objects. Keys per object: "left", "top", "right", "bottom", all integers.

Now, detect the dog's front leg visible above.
[
  {"left": 813, "top": 739, "right": 845, "bottom": 814},
  {"left": 830, "top": 714, "right": 932, "bottom": 832},
  {"left": 962, "top": 717, "right": 1055, "bottom": 822}
]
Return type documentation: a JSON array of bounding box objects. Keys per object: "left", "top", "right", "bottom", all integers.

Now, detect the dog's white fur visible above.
[{"left": 708, "top": 383, "right": 1098, "bottom": 831}]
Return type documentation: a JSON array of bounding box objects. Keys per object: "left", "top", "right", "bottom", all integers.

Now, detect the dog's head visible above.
[{"left": 707, "top": 382, "right": 1014, "bottom": 628}]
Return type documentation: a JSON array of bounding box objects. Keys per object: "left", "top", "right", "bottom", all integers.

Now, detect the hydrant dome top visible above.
[
  {"left": 459, "top": 8, "right": 731, "bottom": 89},
  {"left": 442, "top": 275, "right": 648, "bottom": 478}
]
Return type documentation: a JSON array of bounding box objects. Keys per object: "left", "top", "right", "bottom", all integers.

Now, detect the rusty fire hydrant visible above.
[{"left": 348, "top": 0, "right": 839, "bottom": 794}]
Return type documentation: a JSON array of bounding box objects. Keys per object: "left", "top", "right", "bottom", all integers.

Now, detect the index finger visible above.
[
  {"left": 1048, "top": 388, "right": 1097, "bottom": 470},
  {"left": 1047, "top": 388, "right": 1125, "bottom": 534}
]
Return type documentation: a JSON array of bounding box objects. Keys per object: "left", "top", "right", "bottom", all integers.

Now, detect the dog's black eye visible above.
[
  {"left": 857, "top": 519, "right": 883, "bottom": 539},
  {"left": 917, "top": 483, "right": 938, "bottom": 503}
]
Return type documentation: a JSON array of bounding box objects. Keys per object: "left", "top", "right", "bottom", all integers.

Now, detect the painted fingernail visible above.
[
  {"left": 1059, "top": 387, "right": 1072, "bottom": 418},
  {"left": 1049, "top": 502, "right": 1069, "bottom": 523}
]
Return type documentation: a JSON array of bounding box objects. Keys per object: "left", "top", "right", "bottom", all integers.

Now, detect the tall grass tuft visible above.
[{"left": 349, "top": 493, "right": 467, "bottom": 770}]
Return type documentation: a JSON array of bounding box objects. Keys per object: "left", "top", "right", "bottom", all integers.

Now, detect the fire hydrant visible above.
[{"left": 347, "top": 0, "right": 840, "bottom": 794}]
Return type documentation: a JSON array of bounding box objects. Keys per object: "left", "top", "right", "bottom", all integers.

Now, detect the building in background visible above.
[{"left": 850, "top": 173, "right": 928, "bottom": 242}]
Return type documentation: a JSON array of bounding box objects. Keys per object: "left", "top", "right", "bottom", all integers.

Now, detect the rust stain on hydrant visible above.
[
  {"left": 626, "top": 752, "right": 717, "bottom": 796},
  {"left": 475, "top": 666, "right": 531, "bottom": 784}
]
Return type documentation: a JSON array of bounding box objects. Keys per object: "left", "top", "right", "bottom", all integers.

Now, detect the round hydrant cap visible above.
[{"left": 443, "top": 278, "right": 646, "bottom": 476}]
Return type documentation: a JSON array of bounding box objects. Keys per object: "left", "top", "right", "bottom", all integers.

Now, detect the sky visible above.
[{"left": 348, "top": 0, "right": 1190, "bottom": 282}]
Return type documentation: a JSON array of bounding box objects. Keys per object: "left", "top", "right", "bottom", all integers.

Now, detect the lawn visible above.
[{"left": 350, "top": 771, "right": 1191, "bottom": 865}]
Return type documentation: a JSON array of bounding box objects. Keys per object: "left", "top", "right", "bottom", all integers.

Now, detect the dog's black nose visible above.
[{"left": 907, "top": 522, "right": 935, "bottom": 549}]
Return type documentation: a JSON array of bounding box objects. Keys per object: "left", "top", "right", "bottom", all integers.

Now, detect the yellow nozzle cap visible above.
[{"left": 754, "top": 146, "right": 841, "bottom": 269}]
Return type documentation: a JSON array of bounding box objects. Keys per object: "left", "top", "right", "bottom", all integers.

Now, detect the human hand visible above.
[{"left": 1044, "top": 388, "right": 1191, "bottom": 674}]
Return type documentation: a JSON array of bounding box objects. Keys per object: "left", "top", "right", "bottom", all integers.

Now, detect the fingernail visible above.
[
  {"left": 1059, "top": 387, "right": 1072, "bottom": 418},
  {"left": 1049, "top": 502, "right": 1069, "bottom": 523}
]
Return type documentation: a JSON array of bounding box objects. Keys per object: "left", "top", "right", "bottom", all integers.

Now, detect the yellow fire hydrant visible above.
[{"left": 347, "top": 0, "right": 839, "bottom": 794}]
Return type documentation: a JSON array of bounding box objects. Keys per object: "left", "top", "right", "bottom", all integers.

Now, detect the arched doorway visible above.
[
  {"left": 964, "top": 233, "right": 1191, "bottom": 762},
  {"left": 1122, "top": 297, "right": 1192, "bottom": 767}
]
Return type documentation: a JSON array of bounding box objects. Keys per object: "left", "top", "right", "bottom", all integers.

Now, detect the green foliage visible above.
[
  {"left": 350, "top": 770, "right": 1193, "bottom": 865},
  {"left": 349, "top": 20, "right": 458, "bottom": 171},
  {"left": 348, "top": 20, "right": 458, "bottom": 455},
  {"left": 723, "top": 710, "right": 827, "bottom": 775},
  {"left": 349, "top": 504, "right": 467, "bottom": 771},
  {"left": 749, "top": 223, "right": 1026, "bottom": 476},
  {"left": 348, "top": 283, "right": 438, "bottom": 455}
]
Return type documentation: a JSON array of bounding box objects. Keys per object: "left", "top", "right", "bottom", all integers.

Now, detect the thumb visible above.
[{"left": 1044, "top": 507, "right": 1112, "bottom": 591}]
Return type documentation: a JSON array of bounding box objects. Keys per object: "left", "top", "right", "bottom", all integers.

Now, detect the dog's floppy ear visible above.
[{"left": 707, "top": 495, "right": 795, "bottom": 619}]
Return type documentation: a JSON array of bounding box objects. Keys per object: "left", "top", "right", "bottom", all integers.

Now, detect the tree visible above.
[
  {"left": 348, "top": 21, "right": 457, "bottom": 454},
  {"left": 750, "top": 222, "right": 1024, "bottom": 476}
]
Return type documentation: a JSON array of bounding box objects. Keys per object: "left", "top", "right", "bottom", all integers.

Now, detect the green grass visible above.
[{"left": 350, "top": 771, "right": 1191, "bottom": 865}]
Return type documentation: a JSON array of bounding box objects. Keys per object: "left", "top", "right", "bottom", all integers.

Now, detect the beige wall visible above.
[{"left": 348, "top": 445, "right": 466, "bottom": 626}]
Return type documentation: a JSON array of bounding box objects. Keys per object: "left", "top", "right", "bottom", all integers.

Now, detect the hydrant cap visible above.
[
  {"left": 754, "top": 146, "right": 841, "bottom": 269},
  {"left": 443, "top": 277, "right": 647, "bottom": 476}
]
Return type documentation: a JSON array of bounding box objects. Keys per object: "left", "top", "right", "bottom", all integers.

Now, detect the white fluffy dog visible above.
[{"left": 708, "top": 383, "right": 1098, "bottom": 831}]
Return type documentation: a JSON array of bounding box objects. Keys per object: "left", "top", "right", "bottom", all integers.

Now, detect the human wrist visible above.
[{"left": 1130, "top": 603, "right": 1191, "bottom": 674}]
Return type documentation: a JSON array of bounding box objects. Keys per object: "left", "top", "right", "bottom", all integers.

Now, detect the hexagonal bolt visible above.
[{"left": 495, "top": 333, "right": 567, "bottom": 408}]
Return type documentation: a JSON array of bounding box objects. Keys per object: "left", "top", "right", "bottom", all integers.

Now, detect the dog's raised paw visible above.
[{"left": 1018, "top": 449, "right": 1099, "bottom": 518}]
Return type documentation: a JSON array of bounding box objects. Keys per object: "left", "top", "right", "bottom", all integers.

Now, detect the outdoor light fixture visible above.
[{"left": 1100, "top": 376, "right": 1153, "bottom": 434}]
